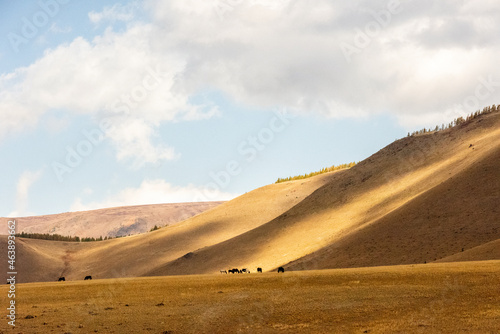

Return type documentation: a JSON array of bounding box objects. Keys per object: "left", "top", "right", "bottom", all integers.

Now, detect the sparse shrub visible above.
[
  {"left": 276, "top": 162, "right": 357, "bottom": 183},
  {"left": 409, "top": 104, "right": 499, "bottom": 137},
  {"left": 150, "top": 225, "right": 161, "bottom": 232},
  {"left": 16, "top": 232, "right": 113, "bottom": 242}
]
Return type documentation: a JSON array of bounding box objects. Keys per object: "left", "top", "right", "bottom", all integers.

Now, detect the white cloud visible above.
[
  {"left": 9, "top": 170, "right": 44, "bottom": 217},
  {"left": 106, "top": 117, "right": 178, "bottom": 168},
  {"left": 88, "top": 2, "right": 138, "bottom": 25},
  {"left": 144, "top": 0, "right": 500, "bottom": 127},
  {"left": 70, "top": 179, "right": 238, "bottom": 212},
  {"left": 0, "top": 23, "right": 207, "bottom": 164},
  {"left": 2, "top": 0, "right": 500, "bottom": 154}
]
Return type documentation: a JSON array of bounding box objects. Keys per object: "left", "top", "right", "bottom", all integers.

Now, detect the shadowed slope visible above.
[
  {"left": 436, "top": 239, "right": 500, "bottom": 263},
  {"left": 0, "top": 236, "right": 83, "bottom": 282}
]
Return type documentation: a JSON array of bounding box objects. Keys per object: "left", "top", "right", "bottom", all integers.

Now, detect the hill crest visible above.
[{"left": 0, "top": 202, "right": 224, "bottom": 238}]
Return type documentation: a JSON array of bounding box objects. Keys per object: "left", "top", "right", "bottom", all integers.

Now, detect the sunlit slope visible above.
[
  {"left": 148, "top": 111, "right": 500, "bottom": 275},
  {"left": 3, "top": 173, "right": 334, "bottom": 282}
]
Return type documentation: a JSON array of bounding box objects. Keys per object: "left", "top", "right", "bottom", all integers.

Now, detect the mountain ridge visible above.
[
  {"left": 2, "top": 109, "right": 499, "bottom": 283},
  {"left": 1, "top": 202, "right": 225, "bottom": 238}
]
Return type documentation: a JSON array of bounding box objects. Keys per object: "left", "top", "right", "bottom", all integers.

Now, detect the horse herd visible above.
[
  {"left": 220, "top": 267, "right": 284, "bottom": 274},
  {"left": 57, "top": 267, "right": 285, "bottom": 282},
  {"left": 58, "top": 275, "right": 92, "bottom": 282}
]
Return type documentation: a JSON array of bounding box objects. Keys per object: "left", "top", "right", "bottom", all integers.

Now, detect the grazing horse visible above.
[
  {"left": 58, "top": 277, "right": 65, "bottom": 281},
  {"left": 241, "top": 268, "right": 249, "bottom": 273},
  {"left": 220, "top": 270, "right": 228, "bottom": 274},
  {"left": 257, "top": 267, "right": 262, "bottom": 273},
  {"left": 228, "top": 268, "right": 239, "bottom": 274},
  {"left": 84, "top": 275, "right": 92, "bottom": 280},
  {"left": 278, "top": 267, "right": 285, "bottom": 273}
]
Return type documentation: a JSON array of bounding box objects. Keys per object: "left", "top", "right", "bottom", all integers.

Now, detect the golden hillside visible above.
[{"left": 2, "top": 110, "right": 499, "bottom": 283}]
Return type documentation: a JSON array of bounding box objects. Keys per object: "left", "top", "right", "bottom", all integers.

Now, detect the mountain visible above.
[
  {"left": 2, "top": 110, "right": 499, "bottom": 283},
  {"left": 0, "top": 202, "right": 224, "bottom": 238}
]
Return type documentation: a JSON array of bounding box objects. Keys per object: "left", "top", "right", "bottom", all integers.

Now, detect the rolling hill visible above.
[
  {"left": 2, "top": 110, "right": 499, "bottom": 283},
  {"left": 146, "top": 110, "right": 500, "bottom": 276}
]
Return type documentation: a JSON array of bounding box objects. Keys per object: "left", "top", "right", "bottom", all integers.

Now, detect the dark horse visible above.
[
  {"left": 84, "top": 275, "right": 92, "bottom": 280},
  {"left": 278, "top": 267, "right": 285, "bottom": 273},
  {"left": 257, "top": 267, "right": 262, "bottom": 273},
  {"left": 58, "top": 277, "right": 65, "bottom": 281}
]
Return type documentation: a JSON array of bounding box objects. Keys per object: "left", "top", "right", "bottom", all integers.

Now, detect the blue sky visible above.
[{"left": 1, "top": 0, "right": 499, "bottom": 217}]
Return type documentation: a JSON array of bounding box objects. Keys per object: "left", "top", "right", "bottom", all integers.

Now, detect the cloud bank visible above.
[{"left": 1, "top": 0, "right": 500, "bottom": 165}]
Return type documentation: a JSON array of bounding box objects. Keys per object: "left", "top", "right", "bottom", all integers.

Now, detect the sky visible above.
[{"left": 1, "top": 0, "right": 499, "bottom": 217}]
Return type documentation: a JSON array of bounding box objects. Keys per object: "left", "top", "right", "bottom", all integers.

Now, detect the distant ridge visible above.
[{"left": 0, "top": 202, "right": 224, "bottom": 238}]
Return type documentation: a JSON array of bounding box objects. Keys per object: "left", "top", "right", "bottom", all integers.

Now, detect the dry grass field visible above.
[{"left": 3, "top": 261, "right": 499, "bottom": 333}]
